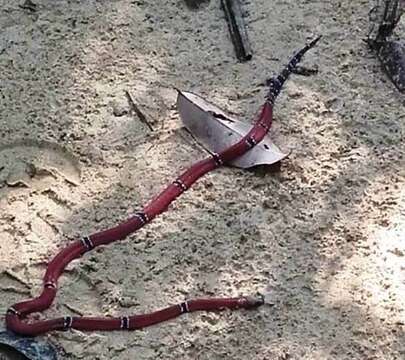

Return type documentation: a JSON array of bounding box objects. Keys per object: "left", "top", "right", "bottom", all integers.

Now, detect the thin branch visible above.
[
  {"left": 125, "top": 91, "right": 154, "bottom": 131},
  {"left": 291, "top": 65, "right": 319, "bottom": 76},
  {"left": 3, "top": 269, "right": 31, "bottom": 289},
  {"left": 19, "top": 0, "right": 37, "bottom": 12}
]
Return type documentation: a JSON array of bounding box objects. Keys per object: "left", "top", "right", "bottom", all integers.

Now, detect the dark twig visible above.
[
  {"left": 291, "top": 65, "right": 319, "bottom": 76},
  {"left": 19, "top": 0, "right": 37, "bottom": 12},
  {"left": 125, "top": 91, "right": 154, "bottom": 131},
  {"left": 221, "top": 0, "right": 252, "bottom": 62}
]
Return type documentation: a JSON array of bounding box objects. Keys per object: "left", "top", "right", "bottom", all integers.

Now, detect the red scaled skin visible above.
[
  {"left": 5, "top": 103, "right": 272, "bottom": 336},
  {"left": 6, "top": 37, "right": 320, "bottom": 336}
]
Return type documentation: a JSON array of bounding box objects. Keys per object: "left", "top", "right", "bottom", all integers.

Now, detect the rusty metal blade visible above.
[{"left": 177, "top": 90, "right": 288, "bottom": 169}]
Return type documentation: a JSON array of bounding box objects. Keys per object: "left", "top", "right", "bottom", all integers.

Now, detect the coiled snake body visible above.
[{"left": 6, "top": 37, "right": 320, "bottom": 336}]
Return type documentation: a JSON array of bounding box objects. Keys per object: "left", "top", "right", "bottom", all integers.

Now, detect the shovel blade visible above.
[{"left": 177, "top": 91, "right": 288, "bottom": 169}]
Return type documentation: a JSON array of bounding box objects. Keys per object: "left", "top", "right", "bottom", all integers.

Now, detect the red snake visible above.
[{"left": 6, "top": 37, "right": 320, "bottom": 336}]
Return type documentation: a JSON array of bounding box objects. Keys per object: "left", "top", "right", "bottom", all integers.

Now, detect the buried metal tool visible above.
[
  {"left": 177, "top": 91, "right": 289, "bottom": 169},
  {"left": 0, "top": 328, "right": 57, "bottom": 360},
  {"left": 368, "top": 0, "right": 405, "bottom": 92}
]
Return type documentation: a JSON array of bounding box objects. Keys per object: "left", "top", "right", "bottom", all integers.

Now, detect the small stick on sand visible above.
[
  {"left": 291, "top": 65, "right": 319, "bottom": 76},
  {"left": 19, "top": 0, "right": 37, "bottom": 12},
  {"left": 3, "top": 269, "right": 31, "bottom": 289},
  {"left": 0, "top": 286, "right": 31, "bottom": 295},
  {"left": 125, "top": 91, "right": 154, "bottom": 131},
  {"left": 221, "top": 0, "right": 253, "bottom": 62},
  {"left": 183, "top": 0, "right": 209, "bottom": 9},
  {"left": 63, "top": 303, "right": 85, "bottom": 316}
]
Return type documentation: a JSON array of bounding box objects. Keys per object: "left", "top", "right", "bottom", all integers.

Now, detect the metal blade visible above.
[{"left": 177, "top": 91, "right": 288, "bottom": 169}]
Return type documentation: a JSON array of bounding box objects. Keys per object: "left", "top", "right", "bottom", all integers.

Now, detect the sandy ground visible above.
[{"left": 0, "top": 0, "right": 404, "bottom": 359}]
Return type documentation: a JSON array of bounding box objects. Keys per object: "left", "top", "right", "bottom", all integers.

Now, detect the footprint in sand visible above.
[{"left": 0, "top": 140, "right": 81, "bottom": 188}]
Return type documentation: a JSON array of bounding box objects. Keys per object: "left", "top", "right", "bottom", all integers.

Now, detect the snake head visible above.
[{"left": 239, "top": 294, "right": 265, "bottom": 309}]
